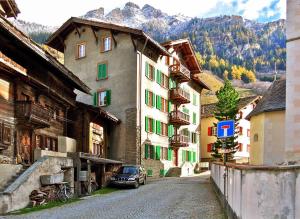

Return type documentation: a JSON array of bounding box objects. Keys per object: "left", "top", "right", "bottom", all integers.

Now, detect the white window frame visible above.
[
  {"left": 98, "top": 91, "right": 107, "bottom": 106},
  {"left": 103, "top": 37, "right": 111, "bottom": 52},
  {"left": 77, "top": 43, "right": 86, "bottom": 58}
]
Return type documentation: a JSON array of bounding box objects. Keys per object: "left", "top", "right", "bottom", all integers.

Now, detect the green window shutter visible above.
[
  {"left": 145, "top": 144, "right": 149, "bottom": 159},
  {"left": 168, "top": 101, "right": 171, "bottom": 113},
  {"left": 145, "top": 62, "right": 149, "bottom": 77},
  {"left": 153, "top": 67, "right": 156, "bottom": 80},
  {"left": 145, "top": 117, "right": 149, "bottom": 132},
  {"left": 168, "top": 148, "right": 172, "bottom": 161},
  {"left": 156, "top": 146, "right": 161, "bottom": 160},
  {"left": 193, "top": 152, "right": 196, "bottom": 162},
  {"left": 188, "top": 151, "right": 191, "bottom": 161},
  {"left": 156, "top": 95, "right": 159, "bottom": 110},
  {"left": 193, "top": 94, "right": 197, "bottom": 105},
  {"left": 106, "top": 90, "right": 111, "bottom": 105},
  {"left": 182, "top": 150, "right": 186, "bottom": 162},
  {"left": 193, "top": 113, "right": 196, "bottom": 124},
  {"left": 145, "top": 90, "right": 149, "bottom": 105},
  {"left": 152, "top": 93, "right": 155, "bottom": 107},
  {"left": 98, "top": 64, "right": 107, "bottom": 79},
  {"left": 156, "top": 120, "right": 160, "bottom": 135},
  {"left": 93, "top": 92, "right": 98, "bottom": 106}
]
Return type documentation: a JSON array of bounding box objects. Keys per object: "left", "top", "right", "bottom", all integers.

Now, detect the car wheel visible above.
[
  {"left": 134, "top": 180, "right": 139, "bottom": 189},
  {"left": 142, "top": 177, "right": 146, "bottom": 185}
]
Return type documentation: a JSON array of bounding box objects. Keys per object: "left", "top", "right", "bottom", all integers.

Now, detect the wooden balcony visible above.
[
  {"left": 169, "top": 88, "right": 190, "bottom": 104},
  {"left": 169, "top": 110, "right": 190, "bottom": 126},
  {"left": 170, "top": 134, "right": 189, "bottom": 148},
  {"left": 15, "top": 101, "right": 51, "bottom": 128},
  {"left": 169, "top": 64, "right": 191, "bottom": 83}
]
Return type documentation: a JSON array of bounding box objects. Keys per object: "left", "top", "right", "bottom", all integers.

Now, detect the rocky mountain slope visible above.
[{"left": 11, "top": 2, "right": 286, "bottom": 76}]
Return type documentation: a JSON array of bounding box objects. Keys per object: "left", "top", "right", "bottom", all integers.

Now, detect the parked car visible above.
[{"left": 110, "top": 165, "right": 147, "bottom": 188}]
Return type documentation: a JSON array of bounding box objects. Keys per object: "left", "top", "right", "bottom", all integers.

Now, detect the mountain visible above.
[{"left": 11, "top": 2, "right": 286, "bottom": 78}]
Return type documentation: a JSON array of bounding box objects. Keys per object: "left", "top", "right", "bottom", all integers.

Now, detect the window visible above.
[
  {"left": 150, "top": 145, "right": 155, "bottom": 159},
  {"left": 169, "top": 78, "right": 176, "bottom": 89},
  {"left": 207, "top": 143, "right": 213, "bottom": 152},
  {"left": 193, "top": 93, "right": 197, "bottom": 106},
  {"left": 145, "top": 117, "right": 155, "bottom": 133},
  {"left": 247, "top": 129, "right": 250, "bottom": 137},
  {"left": 93, "top": 90, "right": 111, "bottom": 107},
  {"left": 165, "top": 56, "right": 170, "bottom": 66},
  {"left": 161, "top": 98, "right": 168, "bottom": 113},
  {"left": 238, "top": 143, "right": 243, "bottom": 151},
  {"left": 76, "top": 43, "right": 86, "bottom": 59},
  {"left": 161, "top": 123, "right": 168, "bottom": 136},
  {"left": 208, "top": 127, "right": 217, "bottom": 136},
  {"left": 102, "top": 36, "right": 111, "bottom": 52},
  {"left": 162, "top": 147, "right": 168, "bottom": 160},
  {"left": 2, "top": 124, "right": 12, "bottom": 145},
  {"left": 191, "top": 132, "right": 198, "bottom": 144},
  {"left": 97, "top": 63, "right": 107, "bottom": 80},
  {"left": 239, "top": 111, "right": 243, "bottom": 119},
  {"left": 145, "top": 62, "right": 155, "bottom": 80},
  {"left": 239, "top": 127, "right": 243, "bottom": 135},
  {"left": 254, "top": 134, "right": 258, "bottom": 142},
  {"left": 145, "top": 90, "right": 155, "bottom": 107},
  {"left": 193, "top": 112, "right": 197, "bottom": 125},
  {"left": 160, "top": 73, "right": 169, "bottom": 89}
]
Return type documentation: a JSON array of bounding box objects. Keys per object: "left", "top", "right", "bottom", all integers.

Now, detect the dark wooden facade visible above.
[{"left": 0, "top": 15, "right": 90, "bottom": 164}]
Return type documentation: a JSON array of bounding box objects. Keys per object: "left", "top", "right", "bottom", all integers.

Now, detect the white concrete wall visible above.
[
  {"left": 286, "top": 0, "right": 300, "bottom": 161},
  {"left": 211, "top": 163, "right": 300, "bottom": 219}
]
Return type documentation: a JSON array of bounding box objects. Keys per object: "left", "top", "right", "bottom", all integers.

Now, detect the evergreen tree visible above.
[{"left": 212, "top": 80, "right": 240, "bottom": 160}]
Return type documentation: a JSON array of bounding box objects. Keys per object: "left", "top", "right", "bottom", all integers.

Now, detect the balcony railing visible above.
[
  {"left": 169, "top": 64, "right": 191, "bottom": 82},
  {"left": 170, "top": 134, "right": 189, "bottom": 148},
  {"left": 169, "top": 88, "right": 190, "bottom": 104},
  {"left": 15, "top": 101, "right": 51, "bottom": 127},
  {"left": 169, "top": 110, "right": 190, "bottom": 126}
]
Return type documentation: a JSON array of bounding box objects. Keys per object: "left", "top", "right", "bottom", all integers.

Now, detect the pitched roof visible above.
[
  {"left": 46, "top": 17, "right": 171, "bottom": 56},
  {"left": 201, "top": 96, "right": 260, "bottom": 118},
  {"left": 0, "top": 15, "right": 90, "bottom": 94},
  {"left": 246, "top": 79, "right": 286, "bottom": 119}
]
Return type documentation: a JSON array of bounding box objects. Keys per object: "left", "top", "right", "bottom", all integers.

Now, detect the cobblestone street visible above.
[{"left": 2, "top": 172, "right": 224, "bottom": 219}]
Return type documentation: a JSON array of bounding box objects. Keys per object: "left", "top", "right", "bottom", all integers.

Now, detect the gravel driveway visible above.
[{"left": 1, "top": 171, "right": 224, "bottom": 219}]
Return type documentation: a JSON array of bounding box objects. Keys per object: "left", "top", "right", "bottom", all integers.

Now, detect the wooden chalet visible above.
[{"left": 0, "top": 13, "right": 91, "bottom": 164}]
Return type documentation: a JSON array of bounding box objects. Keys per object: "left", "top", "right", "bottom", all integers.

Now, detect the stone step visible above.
[{"left": 0, "top": 166, "right": 28, "bottom": 192}]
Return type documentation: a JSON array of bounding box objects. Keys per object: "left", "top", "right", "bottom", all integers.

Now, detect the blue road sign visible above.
[{"left": 217, "top": 120, "right": 235, "bottom": 138}]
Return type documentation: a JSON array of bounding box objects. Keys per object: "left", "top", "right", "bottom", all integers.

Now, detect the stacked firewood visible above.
[{"left": 29, "top": 185, "right": 58, "bottom": 206}]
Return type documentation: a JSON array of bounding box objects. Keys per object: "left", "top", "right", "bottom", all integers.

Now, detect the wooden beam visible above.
[
  {"left": 142, "top": 38, "right": 149, "bottom": 53},
  {"left": 73, "top": 23, "right": 81, "bottom": 38},
  {"left": 91, "top": 27, "right": 98, "bottom": 44},
  {"left": 130, "top": 34, "right": 137, "bottom": 51},
  {"left": 110, "top": 30, "right": 117, "bottom": 48}
]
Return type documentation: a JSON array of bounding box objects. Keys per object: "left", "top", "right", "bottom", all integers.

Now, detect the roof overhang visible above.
[
  {"left": 76, "top": 101, "right": 120, "bottom": 124},
  {"left": 162, "top": 38, "right": 211, "bottom": 90},
  {"left": 0, "top": 16, "right": 90, "bottom": 94},
  {"left": 46, "top": 17, "right": 171, "bottom": 57},
  {"left": 0, "top": 0, "right": 20, "bottom": 18}
]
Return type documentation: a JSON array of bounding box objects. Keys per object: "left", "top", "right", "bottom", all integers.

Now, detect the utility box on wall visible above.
[{"left": 58, "top": 136, "right": 77, "bottom": 153}]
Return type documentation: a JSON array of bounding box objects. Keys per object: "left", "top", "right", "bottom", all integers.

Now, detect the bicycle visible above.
[{"left": 56, "top": 182, "right": 73, "bottom": 202}]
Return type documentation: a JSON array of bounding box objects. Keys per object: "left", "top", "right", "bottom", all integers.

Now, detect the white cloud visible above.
[
  {"left": 276, "top": 0, "right": 286, "bottom": 19},
  {"left": 236, "top": 0, "right": 274, "bottom": 20}
]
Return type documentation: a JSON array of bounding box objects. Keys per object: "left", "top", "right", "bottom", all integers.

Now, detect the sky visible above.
[{"left": 15, "top": 0, "right": 286, "bottom": 26}]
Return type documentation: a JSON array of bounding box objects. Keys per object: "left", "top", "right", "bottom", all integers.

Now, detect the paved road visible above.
[{"left": 2, "top": 172, "right": 224, "bottom": 219}]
